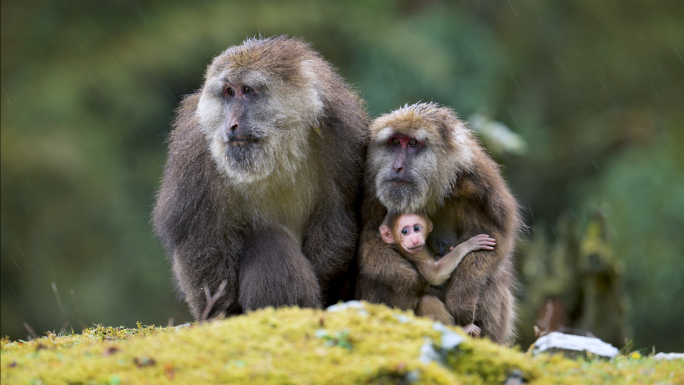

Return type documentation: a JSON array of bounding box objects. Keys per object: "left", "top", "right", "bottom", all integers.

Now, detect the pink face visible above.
[{"left": 395, "top": 214, "right": 429, "bottom": 254}]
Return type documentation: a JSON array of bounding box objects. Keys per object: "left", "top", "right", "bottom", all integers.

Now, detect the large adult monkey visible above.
[
  {"left": 356, "top": 102, "right": 522, "bottom": 344},
  {"left": 153, "top": 36, "right": 369, "bottom": 319}
]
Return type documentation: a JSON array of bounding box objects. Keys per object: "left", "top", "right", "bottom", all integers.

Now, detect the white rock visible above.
[
  {"left": 433, "top": 322, "right": 465, "bottom": 349},
  {"left": 533, "top": 332, "right": 618, "bottom": 357},
  {"left": 419, "top": 338, "right": 443, "bottom": 364},
  {"left": 653, "top": 352, "right": 684, "bottom": 361},
  {"left": 326, "top": 300, "right": 365, "bottom": 312}
]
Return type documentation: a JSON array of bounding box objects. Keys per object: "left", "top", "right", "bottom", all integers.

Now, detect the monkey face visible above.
[
  {"left": 379, "top": 213, "right": 433, "bottom": 254},
  {"left": 368, "top": 103, "right": 476, "bottom": 213},
  {"left": 196, "top": 41, "right": 325, "bottom": 185},
  {"left": 368, "top": 132, "right": 433, "bottom": 213},
  {"left": 198, "top": 76, "right": 269, "bottom": 179},
  {"left": 395, "top": 214, "right": 430, "bottom": 254}
]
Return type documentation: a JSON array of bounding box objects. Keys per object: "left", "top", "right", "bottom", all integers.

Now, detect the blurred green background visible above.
[{"left": 2, "top": 0, "right": 682, "bottom": 351}]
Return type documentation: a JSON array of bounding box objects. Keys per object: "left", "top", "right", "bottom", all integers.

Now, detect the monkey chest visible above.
[
  {"left": 426, "top": 211, "right": 460, "bottom": 257},
  {"left": 233, "top": 182, "right": 316, "bottom": 244}
]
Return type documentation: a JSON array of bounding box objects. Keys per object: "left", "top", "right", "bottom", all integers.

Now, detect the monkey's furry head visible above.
[
  {"left": 367, "top": 102, "right": 478, "bottom": 213},
  {"left": 196, "top": 36, "right": 330, "bottom": 185}
]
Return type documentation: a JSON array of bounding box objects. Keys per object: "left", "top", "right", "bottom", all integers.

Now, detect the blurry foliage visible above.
[
  {"left": 1, "top": 0, "right": 682, "bottom": 351},
  {"left": 4, "top": 304, "right": 682, "bottom": 384},
  {"left": 520, "top": 209, "right": 628, "bottom": 348}
]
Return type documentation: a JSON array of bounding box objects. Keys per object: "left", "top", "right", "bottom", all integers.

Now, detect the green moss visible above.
[{"left": 2, "top": 303, "right": 682, "bottom": 384}]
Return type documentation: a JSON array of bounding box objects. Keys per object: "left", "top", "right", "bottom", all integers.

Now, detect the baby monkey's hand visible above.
[{"left": 463, "top": 234, "right": 496, "bottom": 252}]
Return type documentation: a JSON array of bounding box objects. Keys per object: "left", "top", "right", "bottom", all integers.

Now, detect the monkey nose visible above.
[{"left": 225, "top": 124, "right": 238, "bottom": 142}]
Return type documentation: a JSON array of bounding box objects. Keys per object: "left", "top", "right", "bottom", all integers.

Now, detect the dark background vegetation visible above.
[{"left": 2, "top": 0, "right": 682, "bottom": 351}]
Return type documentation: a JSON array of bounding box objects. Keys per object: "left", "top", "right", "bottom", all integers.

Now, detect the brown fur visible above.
[
  {"left": 153, "top": 36, "right": 369, "bottom": 319},
  {"left": 356, "top": 102, "right": 522, "bottom": 344},
  {"left": 415, "top": 295, "right": 454, "bottom": 325},
  {"left": 381, "top": 212, "right": 494, "bottom": 287}
]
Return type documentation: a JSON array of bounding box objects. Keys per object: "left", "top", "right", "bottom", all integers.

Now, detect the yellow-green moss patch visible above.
[{"left": 2, "top": 303, "right": 682, "bottom": 384}]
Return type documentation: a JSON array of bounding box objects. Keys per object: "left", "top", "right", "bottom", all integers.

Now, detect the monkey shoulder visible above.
[
  {"left": 359, "top": 192, "right": 387, "bottom": 231},
  {"left": 310, "top": 102, "right": 368, "bottom": 199},
  {"left": 154, "top": 93, "right": 229, "bottom": 247}
]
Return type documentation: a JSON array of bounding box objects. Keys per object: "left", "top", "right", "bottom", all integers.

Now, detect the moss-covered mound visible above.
[{"left": 2, "top": 303, "right": 682, "bottom": 384}]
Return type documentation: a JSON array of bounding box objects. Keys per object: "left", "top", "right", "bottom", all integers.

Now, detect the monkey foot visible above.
[{"left": 463, "top": 323, "right": 481, "bottom": 337}]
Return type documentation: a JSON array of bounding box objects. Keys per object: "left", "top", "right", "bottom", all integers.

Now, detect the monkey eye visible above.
[
  {"left": 243, "top": 86, "right": 252, "bottom": 94},
  {"left": 401, "top": 228, "right": 409, "bottom": 235},
  {"left": 225, "top": 87, "right": 235, "bottom": 96},
  {"left": 409, "top": 138, "right": 418, "bottom": 147},
  {"left": 391, "top": 138, "right": 401, "bottom": 146},
  {"left": 414, "top": 225, "right": 422, "bottom": 232}
]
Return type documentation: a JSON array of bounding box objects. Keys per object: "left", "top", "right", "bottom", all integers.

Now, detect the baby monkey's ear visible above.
[{"left": 379, "top": 225, "right": 395, "bottom": 244}]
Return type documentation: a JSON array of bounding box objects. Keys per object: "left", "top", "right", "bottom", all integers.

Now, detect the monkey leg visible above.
[
  {"left": 474, "top": 271, "right": 516, "bottom": 345},
  {"left": 415, "top": 295, "right": 455, "bottom": 325},
  {"left": 444, "top": 243, "right": 517, "bottom": 345},
  {"left": 238, "top": 227, "right": 321, "bottom": 311},
  {"left": 302, "top": 209, "right": 359, "bottom": 306},
  {"left": 171, "top": 239, "right": 242, "bottom": 320}
]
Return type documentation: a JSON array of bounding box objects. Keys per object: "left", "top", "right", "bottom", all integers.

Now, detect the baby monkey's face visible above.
[{"left": 395, "top": 214, "right": 430, "bottom": 254}]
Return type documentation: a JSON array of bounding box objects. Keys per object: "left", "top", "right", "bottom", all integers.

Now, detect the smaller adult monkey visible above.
[
  {"left": 356, "top": 102, "right": 522, "bottom": 344},
  {"left": 380, "top": 212, "right": 495, "bottom": 336}
]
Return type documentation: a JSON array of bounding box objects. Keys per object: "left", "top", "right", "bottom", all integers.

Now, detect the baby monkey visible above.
[{"left": 380, "top": 212, "right": 496, "bottom": 336}]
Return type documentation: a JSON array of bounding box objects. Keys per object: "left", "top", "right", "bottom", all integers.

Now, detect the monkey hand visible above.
[
  {"left": 463, "top": 234, "right": 496, "bottom": 253},
  {"left": 437, "top": 242, "right": 455, "bottom": 257},
  {"left": 462, "top": 323, "right": 481, "bottom": 337}
]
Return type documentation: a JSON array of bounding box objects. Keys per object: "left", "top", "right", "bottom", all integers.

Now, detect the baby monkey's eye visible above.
[
  {"left": 226, "top": 87, "right": 235, "bottom": 96},
  {"left": 392, "top": 138, "right": 401, "bottom": 146},
  {"left": 414, "top": 225, "right": 421, "bottom": 232},
  {"left": 409, "top": 138, "right": 418, "bottom": 146},
  {"left": 401, "top": 228, "right": 409, "bottom": 235},
  {"left": 243, "top": 86, "right": 252, "bottom": 94}
]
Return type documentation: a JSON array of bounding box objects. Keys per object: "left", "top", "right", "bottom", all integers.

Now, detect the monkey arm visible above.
[
  {"left": 446, "top": 242, "right": 505, "bottom": 322},
  {"left": 444, "top": 166, "right": 522, "bottom": 327},
  {"left": 447, "top": 227, "right": 513, "bottom": 326},
  {"left": 153, "top": 97, "right": 241, "bottom": 318},
  {"left": 301, "top": 110, "right": 369, "bottom": 305},
  {"left": 170, "top": 239, "right": 241, "bottom": 319},
  {"left": 407, "top": 243, "right": 472, "bottom": 286},
  {"left": 302, "top": 205, "right": 358, "bottom": 305},
  {"left": 417, "top": 234, "right": 496, "bottom": 285}
]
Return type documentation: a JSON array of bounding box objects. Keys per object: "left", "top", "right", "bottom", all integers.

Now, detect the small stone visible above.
[
  {"left": 327, "top": 300, "right": 365, "bottom": 312},
  {"left": 419, "top": 338, "right": 443, "bottom": 365},
  {"left": 653, "top": 352, "right": 684, "bottom": 361}
]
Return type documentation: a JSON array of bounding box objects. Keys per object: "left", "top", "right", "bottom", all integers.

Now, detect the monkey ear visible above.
[
  {"left": 379, "top": 225, "right": 395, "bottom": 244},
  {"left": 426, "top": 219, "right": 433, "bottom": 233}
]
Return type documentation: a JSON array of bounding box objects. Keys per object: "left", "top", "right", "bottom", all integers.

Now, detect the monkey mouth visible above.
[
  {"left": 377, "top": 175, "right": 426, "bottom": 213},
  {"left": 227, "top": 136, "right": 259, "bottom": 146},
  {"left": 223, "top": 140, "right": 263, "bottom": 168},
  {"left": 404, "top": 245, "right": 424, "bottom": 253},
  {"left": 387, "top": 178, "right": 412, "bottom": 186}
]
